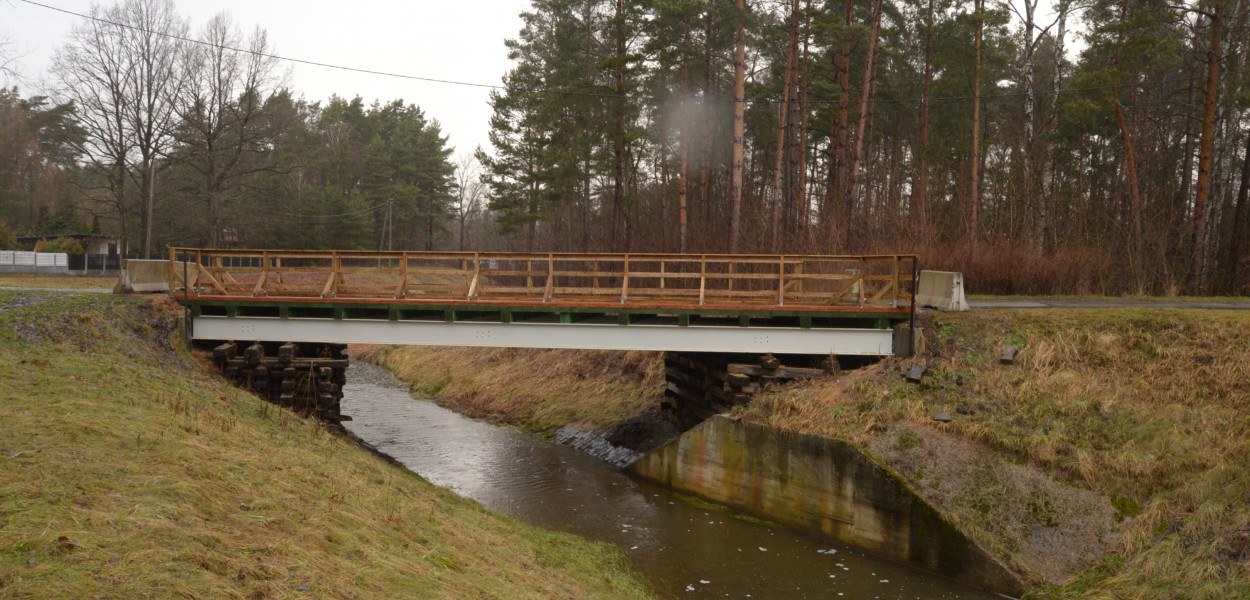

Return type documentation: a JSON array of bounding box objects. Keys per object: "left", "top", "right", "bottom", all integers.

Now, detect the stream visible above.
[{"left": 340, "top": 362, "right": 1002, "bottom": 600}]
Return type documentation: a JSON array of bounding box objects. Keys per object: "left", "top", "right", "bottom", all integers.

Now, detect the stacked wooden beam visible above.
[
  {"left": 211, "top": 341, "right": 349, "bottom": 422},
  {"left": 661, "top": 352, "right": 826, "bottom": 430}
]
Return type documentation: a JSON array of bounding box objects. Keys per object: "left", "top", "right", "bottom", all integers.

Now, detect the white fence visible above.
[{"left": 0, "top": 251, "right": 70, "bottom": 274}]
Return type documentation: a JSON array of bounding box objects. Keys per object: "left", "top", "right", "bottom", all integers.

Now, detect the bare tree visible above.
[
  {"left": 1, "top": 35, "right": 20, "bottom": 84},
  {"left": 454, "top": 149, "right": 486, "bottom": 251},
  {"left": 120, "top": 0, "right": 187, "bottom": 258},
  {"left": 51, "top": 5, "right": 135, "bottom": 250},
  {"left": 175, "top": 12, "right": 279, "bottom": 248},
  {"left": 50, "top": 0, "right": 186, "bottom": 257}
]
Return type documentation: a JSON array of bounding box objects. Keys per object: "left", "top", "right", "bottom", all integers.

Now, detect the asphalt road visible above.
[
  {"left": 968, "top": 299, "right": 1250, "bottom": 310},
  {"left": 2, "top": 286, "right": 1248, "bottom": 310}
]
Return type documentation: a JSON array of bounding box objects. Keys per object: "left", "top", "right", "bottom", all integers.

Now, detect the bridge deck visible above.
[{"left": 171, "top": 249, "right": 917, "bottom": 355}]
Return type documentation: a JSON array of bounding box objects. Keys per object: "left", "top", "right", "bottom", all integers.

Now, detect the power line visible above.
[
  {"left": 252, "top": 200, "right": 392, "bottom": 221},
  {"left": 17, "top": 0, "right": 1248, "bottom": 108}
]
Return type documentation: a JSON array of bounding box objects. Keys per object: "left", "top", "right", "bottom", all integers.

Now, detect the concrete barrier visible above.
[
  {"left": 917, "top": 270, "right": 970, "bottom": 311},
  {"left": 115, "top": 259, "right": 181, "bottom": 293}
]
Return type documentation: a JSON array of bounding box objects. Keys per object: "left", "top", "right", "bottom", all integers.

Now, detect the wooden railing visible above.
[{"left": 169, "top": 248, "right": 916, "bottom": 310}]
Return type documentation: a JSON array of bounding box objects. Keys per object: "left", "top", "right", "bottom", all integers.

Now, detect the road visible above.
[
  {"left": 968, "top": 299, "right": 1250, "bottom": 310},
  {"left": 3, "top": 286, "right": 1248, "bottom": 310}
]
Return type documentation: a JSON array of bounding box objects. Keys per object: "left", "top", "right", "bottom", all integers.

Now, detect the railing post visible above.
[
  {"left": 542, "top": 253, "right": 554, "bottom": 302},
  {"left": 910, "top": 255, "right": 919, "bottom": 356},
  {"left": 394, "top": 252, "right": 408, "bottom": 299},
  {"left": 620, "top": 254, "right": 630, "bottom": 304},
  {"left": 698, "top": 255, "right": 706, "bottom": 305},
  {"left": 167, "top": 246, "right": 176, "bottom": 291},
  {"left": 467, "top": 252, "right": 481, "bottom": 300},
  {"left": 891, "top": 255, "right": 900, "bottom": 308},
  {"left": 778, "top": 255, "right": 786, "bottom": 306},
  {"left": 858, "top": 257, "right": 866, "bottom": 308}
]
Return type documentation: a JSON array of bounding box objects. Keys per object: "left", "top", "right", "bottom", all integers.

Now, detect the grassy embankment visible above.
[
  {"left": 0, "top": 273, "right": 117, "bottom": 289},
  {"left": 355, "top": 345, "right": 664, "bottom": 433},
  {"left": 0, "top": 291, "right": 651, "bottom": 600},
  {"left": 738, "top": 309, "right": 1250, "bottom": 599}
]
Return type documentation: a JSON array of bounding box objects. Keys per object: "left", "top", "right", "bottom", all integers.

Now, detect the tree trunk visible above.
[
  {"left": 729, "top": 0, "right": 747, "bottom": 252},
  {"left": 1177, "top": 26, "right": 1200, "bottom": 255},
  {"left": 660, "top": 110, "right": 672, "bottom": 251},
  {"left": 915, "top": 0, "right": 934, "bottom": 245},
  {"left": 770, "top": 0, "right": 800, "bottom": 252},
  {"left": 1225, "top": 130, "right": 1250, "bottom": 293},
  {"left": 1021, "top": 0, "right": 1038, "bottom": 249},
  {"left": 1114, "top": 103, "right": 1144, "bottom": 290},
  {"left": 969, "top": 0, "right": 983, "bottom": 239},
  {"left": 841, "top": 0, "right": 882, "bottom": 251},
  {"left": 611, "top": 0, "right": 626, "bottom": 252},
  {"left": 794, "top": 0, "right": 811, "bottom": 247},
  {"left": 1189, "top": 1, "right": 1225, "bottom": 294},
  {"left": 698, "top": 12, "right": 715, "bottom": 237},
  {"left": 824, "top": 0, "right": 853, "bottom": 245},
  {"left": 1047, "top": 0, "right": 1068, "bottom": 251},
  {"left": 678, "top": 14, "right": 691, "bottom": 253}
]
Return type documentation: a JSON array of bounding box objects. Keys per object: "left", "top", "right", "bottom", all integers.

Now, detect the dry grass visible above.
[
  {"left": 737, "top": 309, "right": 1250, "bottom": 599},
  {"left": 0, "top": 273, "right": 117, "bottom": 289},
  {"left": 0, "top": 291, "right": 652, "bottom": 600},
  {"left": 354, "top": 345, "right": 664, "bottom": 433}
]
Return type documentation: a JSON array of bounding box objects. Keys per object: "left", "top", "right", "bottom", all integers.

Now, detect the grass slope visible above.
[
  {"left": 0, "top": 291, "right": 652, "bottom": 600},
  {"left": 738, "top": 309, "right": 1250, "bottom": 599},
  {"left": 356, "top": 345, "right": 663, "bottom": 433}
]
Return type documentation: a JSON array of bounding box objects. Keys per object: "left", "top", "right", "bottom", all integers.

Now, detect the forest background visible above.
[{"left": 2, "top": 0, "right": 1248, "bottom": 296}]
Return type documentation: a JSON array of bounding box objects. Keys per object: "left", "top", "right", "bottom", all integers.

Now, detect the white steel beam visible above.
[{"left": 192, "top": 316, "right": 895, "bottom": 356}]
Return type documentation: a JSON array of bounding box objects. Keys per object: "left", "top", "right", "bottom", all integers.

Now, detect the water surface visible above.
[{"left": 341, "top": 363, "right": 1001, "bottom": 600}]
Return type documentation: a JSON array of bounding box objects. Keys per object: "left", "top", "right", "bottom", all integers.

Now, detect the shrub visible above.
[
  {"left": 0, "top": 219, "right": 16, "bottom": 250},
  {"left": 33, "top": 236, "right": 85, "bottom": 255}
]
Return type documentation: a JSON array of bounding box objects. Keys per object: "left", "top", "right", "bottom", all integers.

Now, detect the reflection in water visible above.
[{"left": 342, "top": 363, "right": 1001, "bottom": 600}]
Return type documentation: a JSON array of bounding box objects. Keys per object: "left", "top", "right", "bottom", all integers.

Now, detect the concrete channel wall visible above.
[{"left": 628, "top": 416, "right": 1021, "bottom": 596}]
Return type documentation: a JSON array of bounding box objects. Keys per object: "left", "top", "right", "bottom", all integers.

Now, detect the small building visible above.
[{"left": 16, "top": 234, "right": 126, "bottom": 272}]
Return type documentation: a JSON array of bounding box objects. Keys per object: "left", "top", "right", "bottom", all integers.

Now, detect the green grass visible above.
[
  {"left": 355, "top": 345, "right": 664, "bottom": 434},
  {"left": 737, "top": 308, "right": 1250, "bottom": 599},
  {"left": 0, "top": 291, "right": 653, "bottom": 600},
  {"left": 0, "top": 273, "right": 117, "bottom": 289}
]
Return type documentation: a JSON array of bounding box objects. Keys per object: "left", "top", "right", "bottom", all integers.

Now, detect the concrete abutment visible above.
[{"left": 628, "top": 416, "right": 1023, "bottom": 596}]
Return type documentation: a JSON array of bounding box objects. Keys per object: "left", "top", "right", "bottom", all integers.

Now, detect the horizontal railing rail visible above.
[{"left": 169, "top": 248, "right": 916, "bottom": 311}]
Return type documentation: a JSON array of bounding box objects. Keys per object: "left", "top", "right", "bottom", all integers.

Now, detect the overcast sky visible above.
[
  {"left": 2, "top": 0, "right": 530, "bottom": 156},
  {"left": 3, "top": 1, "right": 1082, "bottom": 158}
]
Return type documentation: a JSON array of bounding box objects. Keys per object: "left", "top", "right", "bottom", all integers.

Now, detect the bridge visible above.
[{"left": 169, "top": 248, "right": 918, "bottom": 356}]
